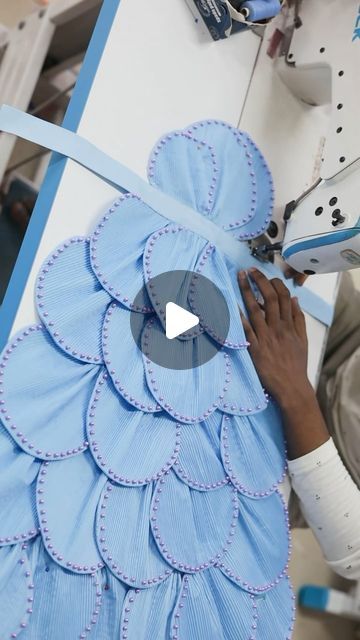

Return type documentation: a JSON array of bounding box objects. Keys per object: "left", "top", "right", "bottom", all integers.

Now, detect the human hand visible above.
[
  {"left": 283, "top": 265, "right": 308, "bottom": 286},
  {"left": 238, "top": 268, "right": 311, "bottom": 407}
]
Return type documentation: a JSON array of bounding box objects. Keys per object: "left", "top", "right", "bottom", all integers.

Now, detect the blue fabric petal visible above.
[
  {"left": 255, "top": 576, "right": 296, "bottom": 640},
  {"left": 0, "top": 542, "right": 34, "bottom": 639},
  {"left": 36, "top": 453, "right": 107, "bottom": 573},
  {"left": 219, "top": 349, "right": 268, "bottom": 416},
  {"left": 151, "top": 470, "right": 238, "bottom": 572},
  {"left": 0, "top": 326, "right": 99, "bottom": 460},
  {"left": 143, "top": 319, "right": 228, "bottom": 423},
  {"left": 143, "top": 223, "right": 207, "bottom": 334},
  {"left": 173, "top": 412, "right": 228, "bottom": 490},
  {"left": 190, "top": 245, "right": 248, "bottom": 349},
  {"left": 120, "top": 574, "right": 182, "bottom": 640},
  {"left": 87, "top": 371, "right": 180, "bottom": 485},
  {"left": 92, "top": 570, "right": 128, "bottom": 639},
  {"left": 221, "top": 404, "right": 287, "bottom": 497},
  {"left": 96, "top": 481, "right": 171, "bottom": 589},
  {"left": 186, "top": 120, "right": 273, "bottom": 238},
  {"left": 0, "top": 424, "right": 39, "bottom": 546},
  {"left": 102, "top": 302, "right": 161, "bottom": 412},
  {"left": 219, "top": 491, "right": 291, "bottom": 593},
  {"left": 170, "top": 570, "right": 256, "bottom": 640},
  {"left": 36, "top": 237, "right": 111, "bottom": 364},
  {"left": 90, "top": 194, "right": 165, "bottom": 311},
  {"left": 148, "top": 131, "right": 218, "bottom": 217}
]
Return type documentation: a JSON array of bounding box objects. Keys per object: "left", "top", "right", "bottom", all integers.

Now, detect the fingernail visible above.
[{"left": 238, "top": 270, "right": 246, "bottom": 279}]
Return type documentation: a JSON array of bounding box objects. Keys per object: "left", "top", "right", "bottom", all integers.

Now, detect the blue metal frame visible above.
[{"left": 0, "top": 0, "right": 121, "bottom": 351}]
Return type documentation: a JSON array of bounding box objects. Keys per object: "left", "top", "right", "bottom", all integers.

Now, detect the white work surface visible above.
[{"left": 11, "top": 0, "right": 338, "bottom": 386}]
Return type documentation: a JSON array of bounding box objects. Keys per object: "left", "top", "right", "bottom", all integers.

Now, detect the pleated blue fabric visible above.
[{"left": 0, "top": 120, "right": 294, "bottom": 639}]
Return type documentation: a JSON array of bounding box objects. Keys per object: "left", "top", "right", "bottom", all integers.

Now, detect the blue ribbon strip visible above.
[{"left": 0, "top": 105, "right": 334, "bottom": 326}]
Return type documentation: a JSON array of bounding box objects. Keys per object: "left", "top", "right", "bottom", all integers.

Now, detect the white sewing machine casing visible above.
[{"left": 278, "top": 1, "right": 360, "bottom": 275}]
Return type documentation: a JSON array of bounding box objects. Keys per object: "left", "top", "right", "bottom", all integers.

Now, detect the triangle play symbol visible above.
[{"left": 165, "top": 302, "right": 199, "bottom": 340}]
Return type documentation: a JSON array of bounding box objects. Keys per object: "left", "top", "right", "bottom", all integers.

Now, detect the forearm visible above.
[{"left": 277, "top": 381, "right": 330, "bottom": 460}]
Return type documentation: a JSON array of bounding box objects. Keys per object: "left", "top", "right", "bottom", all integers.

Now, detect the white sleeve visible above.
[{"left": 288, "top": 438, "right": 360, "bottom": 580}]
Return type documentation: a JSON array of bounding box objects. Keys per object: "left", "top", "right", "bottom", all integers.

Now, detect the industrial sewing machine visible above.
[{"left": 252, "top": 0, "right": 360, "bottom": 276}]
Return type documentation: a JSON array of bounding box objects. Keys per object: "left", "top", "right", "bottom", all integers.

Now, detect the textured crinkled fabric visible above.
[{"left": 0, "top": 121, "right": 294, "bottom": 639}]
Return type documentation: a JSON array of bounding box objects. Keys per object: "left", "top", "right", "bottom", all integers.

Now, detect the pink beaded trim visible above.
[
  {"left": 79, "top": 573, "right": 103, "bottom": 639},
  {"left": 150, "top": 472, "right": 239, "bottom": 573},
  {"left": 142, "top": 329, "right": 231, "bottom": 423},
  {"left": 87, "top": 372, "right": 181, "bottom": 485},
  {"left": 0, "top": 528, "right": 40, "bottom": 547},
  {"left": 147, "top": 131, "right": 219, "bottom": 217},
  {"left": 286, "top": 575, "right": 297, "bottom": 639},
  {"left": 0, "top": 325, "right": 89, "bottom": 460},
  {"left": 171, "top": 575, "right": 189, "bottom": 640},
  {"left": 173, "top": 460, "right": 228, "bottom": 492},
  {"left": 36, "top": 237, "right": 105, "bottom": 365},
  {"left": 219, "top": 373, "right": 269, "bottom": 416},
  {"left": 120, "top": 588, "right": 141, "bottom": 640},
  {"left": 36, "top": 462, "right": 104, "bottom": 574},
  {"left": 143, "top": 224, "right": 205, "bottom": 340},
  {"left": 97, "top": 482, "right": 172, "bottom": 589},
  {"left": 102, "top": 306, "right": 161, "bottom": 413},
  {"left": 9, "top": 542, "right": 34, "bottom": 639},
  {"left": 90, "top": 193, "right": 154, "bottom": 313},
  {"left": 217, "top": 489, "right": 292, "bottom": 594},
  {"left": 221, "top": 416, "right": 287, "bottom": 498},
  {"left": 189, "top": 245, "right": 250, "bottom": 349}
]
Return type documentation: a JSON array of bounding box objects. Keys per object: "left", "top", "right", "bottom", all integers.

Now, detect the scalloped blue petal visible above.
[
  {"left": 90, "top": 194, "right": 165, "bottom": 311},
  {"left": 0, "top": 326, "right": 99, "bottom": 460},
  {"left": 190, "top": 245, "right": 248, "bottom": 349},
  {"left": 255, "top": 576, "right": 295, "bottom": 640},
  {"left": 173, "top": 412, "right": 227, "bottom": 490},
  {"left": 170, "top": 570, "right": 256, "bottom": 640},
  {"left": 186, "top": 120, "right": 274, "bottom": 238},
  {"left": 0, "top": 424, "right": 39, "bottom": 546},
  {"left": 221, "top": 404, "right": 287, "bottom": 497},
  {"left": 143, "top": 318, "right": 229, "bottom": 423},
  {"left": 0, "top": 542, "right": 34, "bottom": 638},
  {"left": 151, "top": 470, "right": 238, "bottom": 572},
  {"left": 148, "top": 131, "right": 218, "bottom": 217},
  {"left": 96, "top": 481, "right": 172, "bottom": 589},
  {"left": 120, "top": 574, "right": 182, "bottom": 640},
  {"left": 21, "top": 536, "right": 108, "bottom": 640},
  {"left": 219, "top": 491, "right": 290, "bottom": 593},
  {"left": 219, "top": 348, "right": 268, "bottom": 416},
  {"left": 36, "top": 238, "right": 111, "bottom": 364},
  {"left": 36, "top": 453, "right": 107, "bottom": 573},
  {"left": 92, "top": 570, "right": 128, "bottom": 639},
  {"left": 87, "top": 371, "right": 180, "bottom": 485},
  {"left": 102, "top": 302, "right": 160, "bottom": 412},
  {"left": 143, "top": 224, "right": 207, "bottom": 333}
]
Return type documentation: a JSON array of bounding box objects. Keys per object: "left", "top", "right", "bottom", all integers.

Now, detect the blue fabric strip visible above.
[{"left": 0, "top": 105, "right": 334, "bottom": 326}]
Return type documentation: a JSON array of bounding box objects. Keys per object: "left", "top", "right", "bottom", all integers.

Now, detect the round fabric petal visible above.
[
  {"left": 219, "top": 348, "right": 268, "bottom": 416},
  {"left": 143, "top": 224, "right": 207, "bottom": 334},
  {"left": 190, "top": 245, "right": 249, "bottom": 349},
  {"left": 143, "top": 319, "right": 229, "bottom": 423},
  {"left": 87, "top": 371, "right": 180, "bottom": 485},
  {"left": 97, "top": 481, "right": 171, "bottom": 589},
  {"left": 0, "top": 425, "right": 39, "bottom": 546},
  {"left": 36, "top": 237, "right": 111, "bottom": 364},
  {"left": 221, "top": 403, "right": 287, "bottom": 497},
  {"left": 218, "top": 491, "right": 291, "bottom": 593},
  {"left": 120, "top": 574, "right": 182, "bottom": 640},
  {"left": 151, "top": 470, "right": 238, "bottom": 572},
  {"left": 0, "top": 325, "right": 99, "bottom": 460},
  {"left": 92, "top": 569, "right": 128, "bottom": 639},
  {"left": 0, "top": 542, "right": 34, "bottom": 639},
  {"left": 90, "top": 194, "right": 164, "bottom": 311},
  {"left": 170, "top": 570, "right": 256, "bottom": 640},
  {"left": 102, "top": 302, "right": 161, "bottom": 412},
  {"left": 186, "top": 120, "right": 274, "bottom": 238},
  {"left": 22, "top": 536, "right": 112, "bottom": 640},
  {"left": 148, "top": 131, "right": 218, "bottom": 217},
  {"left": 173, "top": 412, "right": 228, "bottom": 490},
  {"left": 186, "top": 120, "right": 257, "bottom": 231},
  {"left": 36, "top": 452, "right": 107, "bottom": 573},
  {"left": 255, "top": 576, "right": 296, "bottom": 640}
]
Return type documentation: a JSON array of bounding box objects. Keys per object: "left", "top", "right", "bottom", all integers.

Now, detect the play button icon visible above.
[
  {"left": 130, "top": 270, "right": 230, "bottom": 370},
  {"left": 165, "top": 302, "right": 199, "bottom": 339}
]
